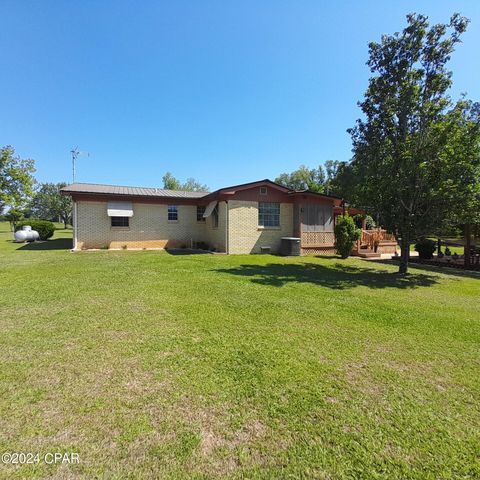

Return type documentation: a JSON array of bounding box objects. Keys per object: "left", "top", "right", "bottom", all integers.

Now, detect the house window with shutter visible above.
[{"left": 111, "top": 216, "right": 130, "bottom": 227}]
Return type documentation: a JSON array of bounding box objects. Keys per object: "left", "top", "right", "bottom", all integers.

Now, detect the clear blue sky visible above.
[{"left": 1, "top": 1, "right": 479, "bottom": 190}]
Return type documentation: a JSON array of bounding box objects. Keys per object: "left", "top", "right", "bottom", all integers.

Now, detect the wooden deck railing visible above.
[
  {"left": 360, "top": 229, "right": 396, "bottom": 249},
  {"left": 300, "top": 229, "right": 396, "bottom": 254}
]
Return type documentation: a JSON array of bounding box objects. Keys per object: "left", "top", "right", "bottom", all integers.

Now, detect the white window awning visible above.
[
  {"left": 107, "top": 201, "right": 134, "bottom": 217},
  {"left": 203, "top": 201, "right": 217, "bottom": 218}
]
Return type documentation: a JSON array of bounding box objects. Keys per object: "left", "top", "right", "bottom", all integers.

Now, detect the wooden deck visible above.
[
  {"left": 300, "top": 229, "right": 398, "bottom": 257},
  {"left": 355, "top": 229, "right": 398, "bottom": 257}
]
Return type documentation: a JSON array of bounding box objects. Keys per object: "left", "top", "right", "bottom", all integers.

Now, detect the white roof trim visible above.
[
  {"left": 107, "top": 201, "right": 134, "bottom": 217},
  {"left": 203, "top": 201, "right": 217, "bottom": 218}
]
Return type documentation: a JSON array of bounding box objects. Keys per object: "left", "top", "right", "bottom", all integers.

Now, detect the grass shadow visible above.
[
  {"left": 214, "top": 261, "right": 438, "bottom": 289},
  {"left": 370, "top": 258, "right": 480, "bottom": 280},
  {"left": 166, "top": 248, "right": 213, "bottom": 255},
  {"left": 17, "top": 238, "right": 73, "bottom": 251}
]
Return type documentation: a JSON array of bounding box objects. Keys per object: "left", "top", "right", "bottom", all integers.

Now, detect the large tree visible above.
[
  {"left": 435, "top": 101, "right": 480, "bottom": 267},
  {"left": 275, "top": 161, "right": 344, "bottom": 195},
  {"left": 348, "top": 13, "right": 474, "bottom": 274},
  {"left": 0, "top": 146, "right": 36, "bottom": 210},
  {"left": 29, "top": 182, "right": 72, "bottom": 229},
  {"left": 162, "top": 172, "right": 209, "bottom": 192},
  {"left": 323, "top": 160, "right": 343, "bottom": 195},
  {"left": 275, "top": 165, "right": 326, "bottom": 192}
]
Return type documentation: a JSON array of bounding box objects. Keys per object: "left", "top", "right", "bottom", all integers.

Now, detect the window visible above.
[
  {"left": 212, "top": 205, "right": 219, "bottom": 228},
  {"left": 260, "top": 186, "right": 267, "bottom": 195},
  {"left": 168, "top": 205, "right": 178, "bottom": 221},
  {"left": 197, "top": 205, "right": 206, "bottom": 222},
  {"left": 259, "top": 202, "right": 280, "bottom": 227},
  {"left": 111, "top": 216, "right": 129, "bottom": 227}
]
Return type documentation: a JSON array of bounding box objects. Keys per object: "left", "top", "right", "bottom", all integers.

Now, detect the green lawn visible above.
[
  {"left": 0, "top": 222, "right": 479, "bottom": 479},
  {"left": 410, "top": 240, "right": 464, "bottom": 255}
]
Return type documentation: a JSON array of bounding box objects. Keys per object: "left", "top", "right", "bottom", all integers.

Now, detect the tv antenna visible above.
[{"left": 70, "top": 147, "right": 90, "bottom": 183}]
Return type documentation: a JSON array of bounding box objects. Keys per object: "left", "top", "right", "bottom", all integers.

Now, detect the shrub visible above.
[
  {"left": 353, "top": 213, "right": 376, "bottom": 230},
  {"left": 444, "top": 247, "right": 452, "bottom": 256},
  {"left": 15, "top": 219, "right": 55, "bottom": 240},
  {"left": 196, "top": 241, "right": 209, "bottom": 251},
  {"left": 334, "top": 215, "right": 361, "bottom": 259},
  {"left": 414, "top": 238, "right": 436, "bottom": 259}
]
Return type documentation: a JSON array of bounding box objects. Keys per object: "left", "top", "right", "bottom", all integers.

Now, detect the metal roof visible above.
[
  {"left": 61, "top": 183, "right": 209, "bottom": 199},
  {"left": 61, "top": 180, "right": 345, "bottom": 203}
]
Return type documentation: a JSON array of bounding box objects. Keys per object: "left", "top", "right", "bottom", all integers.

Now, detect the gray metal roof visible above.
[{"left": 61, "top": 183, "right": 209, "bottom": 199}]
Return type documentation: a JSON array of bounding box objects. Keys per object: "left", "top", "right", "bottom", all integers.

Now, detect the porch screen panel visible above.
[
  {"left": 323, "top": 204, "right": 333, "bottom": 230},
  {"left": 302, "top": 204, "right": 333, "bottom": 232},
  {"left": 302, "top": 204, "right": 320, "bottom": 232}
]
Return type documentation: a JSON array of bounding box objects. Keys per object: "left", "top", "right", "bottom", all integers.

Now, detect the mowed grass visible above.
[
  {"left": 0, "top": 223, "right": 479, "bottom": 479},
  {"left": 409, "top": 242, "right": 464, "bottom": 255}
]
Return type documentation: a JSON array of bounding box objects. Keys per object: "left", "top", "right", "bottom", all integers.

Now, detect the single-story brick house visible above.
[{"left": 61, "top": 179, "right": 396, "bottom": 255}]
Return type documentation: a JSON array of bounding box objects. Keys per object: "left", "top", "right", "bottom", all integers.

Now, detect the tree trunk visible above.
[
  {"left": 399, "top": 234, "right": 410, "bottom": 274},
  {"left": 464, "top": 223, "right": 471, "bottom": 268},
  {"left": 64, "top": 218, "right": 68, "bottom": 229},
  {"left": 437, "top": 238, "right": 442, "bottom": 256}
]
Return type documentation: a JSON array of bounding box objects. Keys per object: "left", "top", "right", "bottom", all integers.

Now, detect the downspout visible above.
[
  {"left": 225, "top": 201, "right": 229, "bottom": 254},
  {"left": 73, "top": 200, "right": 78, "bottom": 251}
]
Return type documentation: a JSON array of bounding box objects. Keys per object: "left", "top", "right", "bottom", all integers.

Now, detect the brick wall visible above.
[
  {"left": 205, "top": 201, "right": 227, "bottom": 252},
  {"left": 227, "top": 201, "right": 293, "bottom": 254},
  {"left": 75, "top": 201, "right": 210, "bottom": 250},
  {"left": 74, "top": 199, "right": 290, "bottom": 253}
]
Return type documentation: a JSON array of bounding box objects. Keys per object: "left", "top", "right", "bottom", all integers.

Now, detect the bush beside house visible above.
[
  {"left": 414, "top": 238, "right": 437, "bottom": 259},
  {"left": 15, "top": 220, "right": 55, "bottom": 240},
  {"left": 334, "top": 215, "right": 361, "bottom": 259}
]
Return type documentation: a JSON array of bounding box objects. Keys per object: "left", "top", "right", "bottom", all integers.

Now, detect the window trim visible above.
[
  {"left": 168, "top": 205, "right": 178, "bottom": 222},
  {"left": 196, "top": 205, "right": 206, "bottom": 223},
  {"left": 258, "top": 202, "right": 280, "bottom": 228},
  {"left": 111, "top": 216, "right": 130, "bottom": 228},
  {"left": 259, "top": 186, "right": 268, "bottom": 195}
]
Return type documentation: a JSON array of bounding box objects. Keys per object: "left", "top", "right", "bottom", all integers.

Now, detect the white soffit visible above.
[
  {"left": 203, "top": 201, "right": 217, "bottom": 218},
  {"left": 107, "top": 201, "right": 134, "bottom": 217}
]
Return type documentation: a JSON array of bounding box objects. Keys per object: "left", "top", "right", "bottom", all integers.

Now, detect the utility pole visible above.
[{"left": 70, "top": 147, "right": 89, "bottom": 183}]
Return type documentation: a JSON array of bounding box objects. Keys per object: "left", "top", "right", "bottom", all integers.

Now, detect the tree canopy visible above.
[
  {"left": 346, "top": 12, "right": 478, "bottom": 273},
  {"left": 0, "top": 146, "right": 36, "bottom": 211},
  {"left": 29, "top": 182, "right": 72, "bottom": 228},
  {"left": 162, "top": 172, "right": 209, "bottom": 192},
  {"left": 275, "top": 160, "right": 343, "bottom": 194}
]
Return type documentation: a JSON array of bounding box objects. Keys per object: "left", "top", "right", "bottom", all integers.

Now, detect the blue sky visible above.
[{"left": 1, "top": 1, "right": 480, "bottom": 191}]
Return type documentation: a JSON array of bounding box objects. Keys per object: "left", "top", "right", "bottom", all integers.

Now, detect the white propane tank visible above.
[{"left": 14, "top": 226, "right": 40, "bottom": 242}]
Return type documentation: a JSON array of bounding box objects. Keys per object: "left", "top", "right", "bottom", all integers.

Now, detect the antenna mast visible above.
[{"left": 70, "top": 147, "right": 89, "bottom": 183}]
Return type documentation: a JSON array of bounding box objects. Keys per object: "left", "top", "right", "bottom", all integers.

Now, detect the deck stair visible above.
[
  {"left": 354, "top": 228, "right": 398, "bottom": 257},
  {"left": 357, "top": 247, "right": 381, "bottom": 258},
  {"left": 356, "top": 243, "right": 381, "bottom": 258}
]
